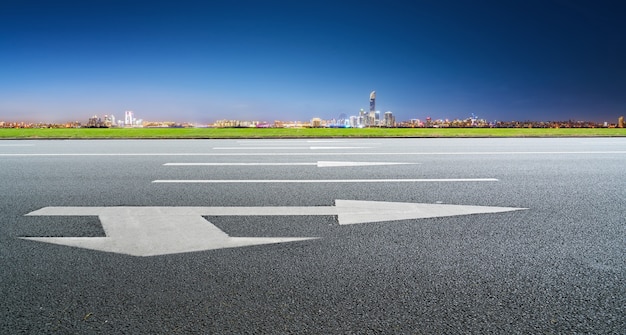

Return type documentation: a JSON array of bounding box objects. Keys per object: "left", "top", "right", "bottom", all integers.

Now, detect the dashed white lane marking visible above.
[
  {"left": 236, "top": 140, "right": 380, "bottom": 144},
  {"left": 213, "top": 146, "right": 373, "bottom": 150}
]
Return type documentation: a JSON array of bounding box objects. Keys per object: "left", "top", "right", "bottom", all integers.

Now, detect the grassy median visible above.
[{"left": 0, "top": 127, "right": 625, "bottom": 139}]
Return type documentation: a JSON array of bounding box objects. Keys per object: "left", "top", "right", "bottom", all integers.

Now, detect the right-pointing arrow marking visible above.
[{"left": 333, "top": 200, "right": 526, "bottom": 225}]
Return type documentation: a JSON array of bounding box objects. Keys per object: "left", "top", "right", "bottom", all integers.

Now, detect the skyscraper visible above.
[
  {"left": 384, "top": 111, "right": 395, "bottom": 127},
  {"left": 369, "top": 91, "right": 376, "bottom": 126},
  {"left": 124, "top": 111, "right": 134, "bottom": 127}
]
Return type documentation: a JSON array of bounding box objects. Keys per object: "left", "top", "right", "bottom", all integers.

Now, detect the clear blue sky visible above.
[{"left": 1, "top": 0, "right": 624, "bottom": 123}]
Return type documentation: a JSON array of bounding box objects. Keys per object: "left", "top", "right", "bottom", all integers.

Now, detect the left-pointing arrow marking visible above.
[
  {"left": 22, "top": 200, "right": 526, "bottom": 256},
  {"left": 21, "top": 214, "right": 314, "bottom": 257}
]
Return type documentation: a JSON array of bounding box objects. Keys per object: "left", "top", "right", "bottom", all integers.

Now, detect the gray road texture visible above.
[{"left": 1, "top": 138, "right": 624, "bottom": 334}]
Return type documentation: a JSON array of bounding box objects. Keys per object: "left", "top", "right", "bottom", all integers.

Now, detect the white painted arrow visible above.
[
  {"left": 22, "top": 200, "right": 526, "bottom": 256},
  {"left": 21, "top": 214, "right": 313, "bottom": 257},
  {"left": 163, "top": 161, "right": 418, "bottom": 168}
]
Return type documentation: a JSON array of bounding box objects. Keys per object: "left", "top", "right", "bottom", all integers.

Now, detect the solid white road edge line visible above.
[
  {"left": 212, "top": 146, "right": 373, "bottom": 150},
  {"left": 2, "top": 151, "right": 626, "bottom": 156},
  {"left": 163, "top": 161, "right": 420, "bottom": 167},
  {"left": 152, "top": 178, "right": 499, "bottom": 183}
]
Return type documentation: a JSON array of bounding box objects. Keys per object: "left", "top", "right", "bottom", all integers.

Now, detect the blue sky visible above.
[{"left": 1, "top": 0, "right": 624, "bottom": 123}]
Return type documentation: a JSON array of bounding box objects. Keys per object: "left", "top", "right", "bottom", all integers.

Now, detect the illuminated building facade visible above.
[
  {"left": 368, "top": 91, "right": 376, "bottom": 126},
  {"left": 384, "top": 111, "right": 395, "bottom": 127},
  {"left": 125, "top": 111, "right": 134, "bottom": 127}
]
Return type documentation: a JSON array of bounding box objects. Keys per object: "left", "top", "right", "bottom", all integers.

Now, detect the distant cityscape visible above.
[{"left": 1, "top": 91, "right": 624, "bottom": 129}]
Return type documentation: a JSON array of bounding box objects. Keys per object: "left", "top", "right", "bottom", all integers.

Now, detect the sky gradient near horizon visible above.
[{"left": 1, "top": 0, "right": 625, "bottom": 124}]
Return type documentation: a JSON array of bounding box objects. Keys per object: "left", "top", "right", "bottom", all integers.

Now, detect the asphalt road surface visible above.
[{"left": 1, "top": 138, "right": 624, "bottom": 334}]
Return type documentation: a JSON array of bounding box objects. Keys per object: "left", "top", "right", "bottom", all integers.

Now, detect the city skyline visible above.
[
  {"left": 1, "top": 87, "right": 624, "bottom": 128},
  {"left": 1, "top": 1, "right": 625, "bottom": 124}
]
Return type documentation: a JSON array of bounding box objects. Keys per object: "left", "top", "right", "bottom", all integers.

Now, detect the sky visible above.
[{"left": 1, "top": 0, "right": 625, "bottom": 124}]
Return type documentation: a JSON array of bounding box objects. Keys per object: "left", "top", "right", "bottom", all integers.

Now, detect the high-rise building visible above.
[
  {"left": 369, "top": 91, "right": 376, "bottom": 126},
  {"left": 124, "top": 111, "right": 134, "bottom": 127},
  {"left": 384, "top": 111, "right": 395, "bottom": 127},
  {"left": 349, "top": 116, "right": 358, "bottom": 128},
  {"left": 103, "top": 114, "right": 115, "bottom": 127},
  {"left": 619, "top": 116, "right": 624, "bottom": 128},
  {"left": 87, "top": 115, "right": 102, "bottom": 128},
  {"left": 310, "top": 118, "right": 322, "bottom": 128}
]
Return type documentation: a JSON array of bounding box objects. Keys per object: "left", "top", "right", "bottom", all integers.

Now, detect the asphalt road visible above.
[{"left": 1, "top": 138, "right": 624, "bottom": 334}]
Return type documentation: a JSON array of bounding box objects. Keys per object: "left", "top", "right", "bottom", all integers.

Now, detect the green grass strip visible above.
[{"left": 0, "top": 127, "right": 625, "bottom": 139}]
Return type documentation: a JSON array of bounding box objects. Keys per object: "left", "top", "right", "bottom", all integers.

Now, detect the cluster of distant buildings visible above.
[
  {"left": 1, "top": 92, "right": 624, "bottom": 129},
  {"left": 318, "top": 91, "right": 396, "bottom": 128},
  {"left": 214, "top": 91, "right": 396, "bottom": 129},
  {"left": 86, "top": 111, "right": 143, "bottom": 128},
  {"left": 215, "top": 91, "right": 624, "bottom": 129}
]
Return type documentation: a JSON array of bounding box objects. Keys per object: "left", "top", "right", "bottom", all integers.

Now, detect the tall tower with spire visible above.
[{"left": 368, "top": 91, "right": 376, "bottom": 126}]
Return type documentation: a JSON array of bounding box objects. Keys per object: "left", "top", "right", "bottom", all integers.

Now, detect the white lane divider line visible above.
[
  {"left": 153, "top": 178, "right": 499, "bottom": 183},
  {"left": 163, "top": 161, "right": 420, "bottom": 168},
  {"left": 212, "top": 146, "right": 373, "bottom": 150}
]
